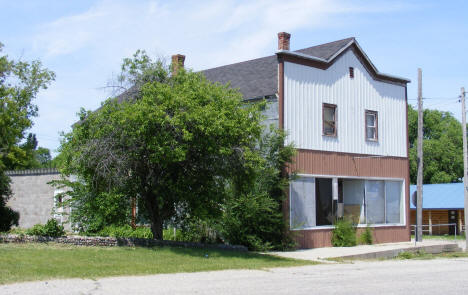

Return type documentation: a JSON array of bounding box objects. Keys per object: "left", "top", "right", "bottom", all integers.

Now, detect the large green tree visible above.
[
  {"left": 0, "top": 42, "right": 55, "bottom": 230},
  {"left": 59, "top": 57, "right": 264, "bottom": 239},
  {"left": 408, "top": 105, "right": 464, "bottom": 184}
]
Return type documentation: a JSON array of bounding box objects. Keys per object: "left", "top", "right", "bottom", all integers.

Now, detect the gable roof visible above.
[
  {"left": 201, "top": 55, "right": 278, "bottom": 100},
  {"left": 201, "top": 38, "right": 355, "bottom": 100},
  {"left": 409, "top": 183, "right": 464, "bottom": 210},
  {"left": 201, "top": 37, "right": 409, "bottom": 100}
]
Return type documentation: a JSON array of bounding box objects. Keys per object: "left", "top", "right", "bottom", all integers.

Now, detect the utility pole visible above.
[
  {"left": 416, "top": 68, "right": 423, "bottom": 242},
  {"left": 461, "top": 87, "right": 467, "bottom": 251}
]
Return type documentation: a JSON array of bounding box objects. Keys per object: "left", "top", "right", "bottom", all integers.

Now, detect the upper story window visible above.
[
  {"left": 365, "top": 110, "right": 378, "bottom": 141},
  {"left": 322, "top": 103, "right": 336, "bottom": 136},
  {"left": 323, "top": 103, "right": 337, "bottom": 137}
]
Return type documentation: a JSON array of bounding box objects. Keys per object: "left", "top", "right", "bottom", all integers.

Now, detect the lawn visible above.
[
  {"left": 411, "top": 234, "right": 465, "bottom": 241},
  {"left": 0, "top": 243, "right": 316, "bottom": 285},
  {"left": 396, "top": 250, "right": 468, "bottom": 260}
]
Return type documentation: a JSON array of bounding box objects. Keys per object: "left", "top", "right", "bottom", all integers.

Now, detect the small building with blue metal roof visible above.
[{"left": 409, "top": 183, "right": 465, "bottom": 235}]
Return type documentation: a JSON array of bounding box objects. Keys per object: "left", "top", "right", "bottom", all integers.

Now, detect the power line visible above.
[
  {"left": 423, "top": 99, "right": 460, "bottom": 108},
  {"left": 408, "top": 97, "right": 459, "bottom": 101}
]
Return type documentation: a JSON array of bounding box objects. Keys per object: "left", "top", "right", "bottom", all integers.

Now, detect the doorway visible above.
[{"left": 448, "top": 210, "right": 458, "bottom": 235}]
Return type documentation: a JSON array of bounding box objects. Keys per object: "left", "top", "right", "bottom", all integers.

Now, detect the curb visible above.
[{"left": 331, "top": 243, "right": 461, "bottom": 260}]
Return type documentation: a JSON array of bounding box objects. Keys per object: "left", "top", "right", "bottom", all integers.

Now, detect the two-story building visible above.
[{"left": 200, "top": 32, "right": 411, "bottom": 248}]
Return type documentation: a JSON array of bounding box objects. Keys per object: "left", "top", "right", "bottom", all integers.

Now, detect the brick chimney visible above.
[
  {"left": 278, "top": 32, "right": 291, "bottom": 50},
  {"left": 171, "top": 54, "right": 185, "bottom": 75}
]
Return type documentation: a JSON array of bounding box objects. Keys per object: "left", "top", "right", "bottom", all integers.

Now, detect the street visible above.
[{"left": 2, "top": 258, "right": 468, "bottom": 294}]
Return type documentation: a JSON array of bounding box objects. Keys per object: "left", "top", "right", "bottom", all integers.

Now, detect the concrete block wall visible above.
[{"left": 5, "top": 169, "right": 70, "bottom": 230}]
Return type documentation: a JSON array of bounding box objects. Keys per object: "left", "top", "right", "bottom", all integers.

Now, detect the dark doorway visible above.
[
  {"left": 316, "top": 178, "right": 334, "bottom": 226},
  {"left": 448, "top": 210, "right": 458, "bottom": 235}
]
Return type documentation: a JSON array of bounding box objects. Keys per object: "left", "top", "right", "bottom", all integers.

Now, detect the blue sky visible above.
[{"left": 1, "top": 0, "right": 467, "bottom": 155}]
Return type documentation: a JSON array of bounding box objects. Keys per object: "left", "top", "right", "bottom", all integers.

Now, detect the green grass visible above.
[
  {"left": 411, "top": 234, "right": 466, "bottom": 241},
  {"left": 0, "top": 243, "right": 316, "bottom": 285},
  {"left": 396, "top": 250, "right": 468, "bottom": 260}
]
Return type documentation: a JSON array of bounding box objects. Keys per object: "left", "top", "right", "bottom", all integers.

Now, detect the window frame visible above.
[
  {"left": 289, "top": 174, "right": 406, "bottom": 231},
  {"left": 365, "top": 110, "right": 378, "bottom": 142},
  {"left": 322, "top": 103, "right": 337, "bottom": 137}
]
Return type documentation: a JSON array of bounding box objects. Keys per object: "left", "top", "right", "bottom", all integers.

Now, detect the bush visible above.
[
  {"left": 221, "top": 191, "right": 291, "bottom": 251},
  {"left": 219, "top": 129, "right": 296, "bottom": 251},
  {"left": 331, "top": 218, "right": 356, "bottom": 247},
  {"left": 26, "top": 219, "right": 65, "bottom": 237},
  {"left": 177, "top": 218, "right": 221, "bottom": 244},
  {"left": 0, "top": 172, "right": 19, "bottom": 232},
  {"left": 50, "top": 180, "right": 132, "bottom": 234},
  {"left": 94, "top": 225, "right": 153, "bottom": 239},
  {"left": 0, "top": 202, "right": 19, "bottom": 232},
  {"left": 358, "top": 225, "right": 373, "bottom": 245}
]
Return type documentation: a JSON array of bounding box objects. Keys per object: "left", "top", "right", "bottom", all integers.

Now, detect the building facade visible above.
[
  {"left": 279, "top": 36, "right": 410, "bottom": 248},
  {"left": 195, "top": 33, "right": 410, "bottom": 248}
]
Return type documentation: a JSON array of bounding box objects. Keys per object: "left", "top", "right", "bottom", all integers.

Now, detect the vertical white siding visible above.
[{"left": 284, "top": 50, "right": 407, "bottom": 157}]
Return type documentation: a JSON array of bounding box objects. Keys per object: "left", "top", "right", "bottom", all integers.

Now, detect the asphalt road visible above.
[{"left": 2, "top": 258, "right": 468, "bottom": 295}]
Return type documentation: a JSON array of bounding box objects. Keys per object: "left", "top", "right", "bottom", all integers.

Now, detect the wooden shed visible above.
[{"left": 410, "top": 183, "right": 465, "bottom": 235}]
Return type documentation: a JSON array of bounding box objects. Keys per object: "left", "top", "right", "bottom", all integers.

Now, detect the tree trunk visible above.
[
  {"left": 151, "top": 215, "right": 164, "bottom": 240},
  {"left": 144, "top": 192, "right": 164, "bottom": 240}
]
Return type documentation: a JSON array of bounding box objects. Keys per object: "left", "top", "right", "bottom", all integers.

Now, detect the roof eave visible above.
[
  {"left": 276, "top": 40, "right": 411, "bottom": 84},
  {"left": 276, "top": 49, "right": 327, "bottom": 63}
]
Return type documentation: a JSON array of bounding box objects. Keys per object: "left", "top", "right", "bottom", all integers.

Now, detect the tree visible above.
[
  {"left": 220, "top": 128, "right": 296, "bottom": 250},
  {"left": 0, "top": 42, "right": 55, "bottom": 231},
  {"left": 408, "top": 106, "right": 464, "bottom": 184},
  {"left": 59, "top": 56, "right": 264, "bottom": 239},
  {"left": 35, "top": 147, "right": 52, "bottom": 167},
  {"left": 52, "top": 179, "right": 131, "bottom": 233},
  {"left": 3, "top": 133, "right": 54, "bottom": 169}
]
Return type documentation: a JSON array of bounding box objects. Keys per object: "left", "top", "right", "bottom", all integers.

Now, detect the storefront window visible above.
[
  {"left": 343, "top": 180, "right": 366, "bottom": 224},
  {"left": 290, "top": 176, "right": 404, "bottom": 229},
  {"left": 385, "top": 180, "right": 402, "bottom": 224},
  {"left": 290, "top": 177, "right": 316, "bottom": 229},
  {"left": 365, "top": 180, "right": 385, "bottom": 224}
]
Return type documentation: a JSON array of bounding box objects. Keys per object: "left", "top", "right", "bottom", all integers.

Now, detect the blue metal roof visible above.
[{"left": 409, "top": 183, "right": 464, "bottom": 210}]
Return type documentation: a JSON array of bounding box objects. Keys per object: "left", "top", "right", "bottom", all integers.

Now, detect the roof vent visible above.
[{"left": 349, "top": 67, "right": 354, "bottom": 79}]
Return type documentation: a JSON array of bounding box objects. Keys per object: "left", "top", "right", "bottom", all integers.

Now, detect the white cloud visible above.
[
  {"left": 28, "top": 0, "right": 409, "bottom": 154},
  {"left": 33, "top": 0, "right": 406, "bottom": 68}
]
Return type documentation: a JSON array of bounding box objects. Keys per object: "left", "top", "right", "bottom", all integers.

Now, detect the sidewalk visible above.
[{"left": 270, "top": 239, "right": 462, "bottom": 261}]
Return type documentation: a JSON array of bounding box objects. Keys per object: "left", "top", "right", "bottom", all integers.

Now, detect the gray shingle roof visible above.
[
  {"left": 200, "top": 38, "right": 355, "bottom": 99},
  {"left": 296, "top": 37, "right": 354, "bottom": 60},
  {"left": 201, "top": 55, "right": 278, "bottom": 100}
]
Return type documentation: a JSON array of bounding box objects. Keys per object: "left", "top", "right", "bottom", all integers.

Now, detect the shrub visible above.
[
  {"left": 94, "top": 225, "right": 153, "bottom": 239},
  {"left": 331, "top": 218, "right": 356, "bottom": 247},
  {"left": 177, "top": 218, "right": 222, "bottom": 244},
  {"left": 0, "top": 203, "right": 19, "bottom": 232},
  {"left": 221, "top": 191, "right": 292, "bottom": 251},
  {"left": 26, "top": 219, "right": 65, "bottom": 237},
  {"left": 163, "top": 227, "right": 181, "bottom": 241},
  {"left": 0, "top": 172, "right": 19, "bottom": 232},
  {"left": 358, "top": 225, "right": 373, "bottom": 245},
  {"left": 50, "top": 179, "right": 132, "bottom": 234},
  {"left": 26, "top": 224, "right": 45, "bottom": 236},
  {"left": 7, "top": 227, "right": 27, "bottom": 235},
  {"left": 219, "top": 128, "right": 296, "bottom": 251}
]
